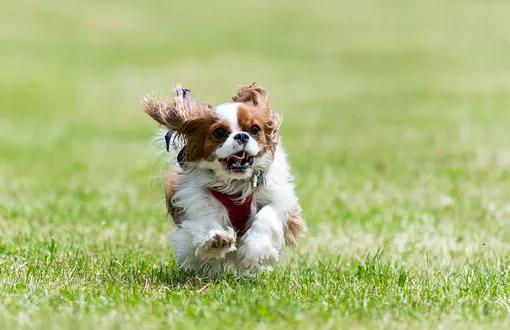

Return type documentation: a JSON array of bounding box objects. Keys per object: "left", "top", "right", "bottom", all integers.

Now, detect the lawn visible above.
[{"left": 1, "top": 0, "right": 510, "bottom": 329}]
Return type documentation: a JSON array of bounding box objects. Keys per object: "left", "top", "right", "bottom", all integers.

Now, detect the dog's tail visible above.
[{"left": 284, "top": 207, "right": 307, "bottom": 246}]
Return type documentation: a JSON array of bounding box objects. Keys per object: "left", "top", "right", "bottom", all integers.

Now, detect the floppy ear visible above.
[
  {"left": 141, "top": 84, "right": 212, "bottom": 132},
  {"left": 265, "top": 108, "right": 282, "bottom": 150},
  {"left": 232, "top": 82, "right": 269, "bottom": 108}
]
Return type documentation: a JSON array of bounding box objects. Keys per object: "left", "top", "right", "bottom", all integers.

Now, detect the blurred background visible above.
[{"left": 2, "top": 0, "right": 510, "bottom": 253}]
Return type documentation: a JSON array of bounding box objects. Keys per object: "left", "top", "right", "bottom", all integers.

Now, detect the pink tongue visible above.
[{"left": 228, "top": 151, "right": 245, "bottom": 162}]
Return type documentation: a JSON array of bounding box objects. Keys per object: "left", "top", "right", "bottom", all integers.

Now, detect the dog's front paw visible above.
[
  {"left": 195, "top": 228, "right": 237, "bottom": 260},
  {"left": 237, "top": 234, "right": 279, "bottom": 274}
]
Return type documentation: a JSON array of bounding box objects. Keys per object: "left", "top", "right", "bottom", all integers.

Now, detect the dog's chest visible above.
[{"left": 208, "top": 189, "right": 254, "bottom": 236}]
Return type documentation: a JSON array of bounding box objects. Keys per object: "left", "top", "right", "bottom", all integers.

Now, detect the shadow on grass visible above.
[{"left": 102, "top": 258, "right": 254, "bottom": 290}]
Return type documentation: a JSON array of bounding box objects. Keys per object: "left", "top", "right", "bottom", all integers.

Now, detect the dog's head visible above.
[{"left": 142, "top": 83, "right": 281, "bottom": 181}]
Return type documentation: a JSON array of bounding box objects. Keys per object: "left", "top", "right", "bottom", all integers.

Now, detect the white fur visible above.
[
  {"left": 214, "top": 102, "right": 241, "bottom": 131},
  {"left": 165, "top": 103, "right": 301, "bottom": 276}
]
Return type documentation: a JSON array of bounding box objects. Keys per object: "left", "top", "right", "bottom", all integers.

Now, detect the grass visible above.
[{"left": 1, "top": 0, "right": 510, "bottom": 328}]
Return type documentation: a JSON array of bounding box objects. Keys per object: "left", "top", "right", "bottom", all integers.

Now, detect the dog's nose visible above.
[{"left": 234, "top": 132, "right": 250, "bottom": 144}]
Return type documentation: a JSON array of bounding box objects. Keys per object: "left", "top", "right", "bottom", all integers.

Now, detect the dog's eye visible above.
[
  {"left": 250, "top": 125, "right": 261, "bottom": 136},
  {"left": 213, "top": 127, "right": 228, "bottom": 139}
]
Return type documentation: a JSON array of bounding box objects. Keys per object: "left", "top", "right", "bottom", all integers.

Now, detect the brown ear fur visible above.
[
  {"left": 264, "top": 109, "right": 281, "bottom": 153},
  {"left": 142, "top": 84, "right": 212, "bottom": 132},
  {"left": 179, "top": 114, "right": 218, "bottom": 162},
  {"left": 232, "top": 82, "right": 269, "bottom": 107}
]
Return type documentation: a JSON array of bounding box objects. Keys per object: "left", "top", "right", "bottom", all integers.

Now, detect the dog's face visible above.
[
  {"left": 143, "top": 83, "right": 281, "bottom": 181},
  {"left": 181, "top": 101, "right": 278, "bottom": 179}
]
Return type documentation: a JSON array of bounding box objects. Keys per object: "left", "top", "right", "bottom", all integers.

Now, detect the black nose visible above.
[{"left": 234, "top": 132, "right": 250, "bottom": 144}]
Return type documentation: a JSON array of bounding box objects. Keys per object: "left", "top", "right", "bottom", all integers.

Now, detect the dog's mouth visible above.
[{"left": 219, "top": 151, "right": 254, "bottom": 173}]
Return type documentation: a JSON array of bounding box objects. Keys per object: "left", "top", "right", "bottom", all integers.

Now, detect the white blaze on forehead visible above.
[
  {"left": 214, "top": 102, "right": 241, "bottom": 132},
  {"left": 213, "top": 102, "right": 260, "bottom": 159}
]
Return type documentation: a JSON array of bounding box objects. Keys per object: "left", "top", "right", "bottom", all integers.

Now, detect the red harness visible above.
[{"left": 208, "top": 189, "right": 253, "bottom": 236}]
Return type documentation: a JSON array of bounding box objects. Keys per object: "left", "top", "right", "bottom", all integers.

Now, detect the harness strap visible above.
[{"left": 208, "top": 189, "right": 253, "bottom": 236}]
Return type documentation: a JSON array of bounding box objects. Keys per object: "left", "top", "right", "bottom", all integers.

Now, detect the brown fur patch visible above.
[
  {"left": 264, "top": 110, "right": 281, "bottom": 154},
  {"left": 237, "top": 105, "right": 269, "bottom": 154},
  {"left": 179, "top": 113, "right": 232, "bottom": 163},
  {"left": 232, "top": 82, "right": 269, "bottom": 108},
  {"left": 166, "top": 173, "right": 183, "bottom": 224},
  {"left": 284, "top": 207, "right": 307, "bottom": 246},
  {"left": 142, "top": 85, "right": 212, "bottom": 131}
]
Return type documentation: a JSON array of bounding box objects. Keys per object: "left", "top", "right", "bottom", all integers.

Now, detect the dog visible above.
[{"left": 142, "top": 82, "right": 306, "bottom": 275}]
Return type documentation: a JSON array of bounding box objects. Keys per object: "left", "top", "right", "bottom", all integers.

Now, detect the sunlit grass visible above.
[{"left": 1, "top": 0, "right": 510, "bottom": 329}]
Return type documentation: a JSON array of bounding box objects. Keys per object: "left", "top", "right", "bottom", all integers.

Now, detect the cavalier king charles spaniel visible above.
[{"left": 142, "top": 82, "right": 306, "bottom": 275}]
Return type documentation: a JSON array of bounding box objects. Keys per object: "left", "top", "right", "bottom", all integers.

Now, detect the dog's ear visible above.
[
  {"left": 232, "top": 82, "right": 269, "bottom": 108},
  {"left": 265, "top": 108, "right": 282, "bottom": 151},
  {"left": 142, "top": 84, "right": 212, "bottom": 132}
]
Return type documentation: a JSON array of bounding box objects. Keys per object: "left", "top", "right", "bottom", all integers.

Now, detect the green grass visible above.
[{"left": 2, "top": 0, "right": 510, "bottom": 328}]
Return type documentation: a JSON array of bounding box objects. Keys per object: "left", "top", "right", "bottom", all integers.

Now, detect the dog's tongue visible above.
[{"left": 227, "top": 151, "right": 246, "bottom": 165}]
